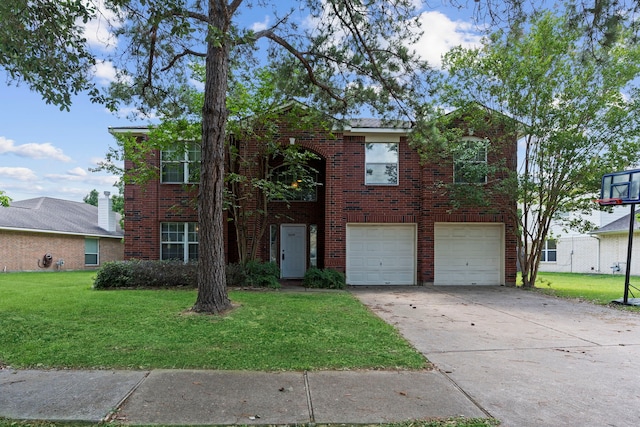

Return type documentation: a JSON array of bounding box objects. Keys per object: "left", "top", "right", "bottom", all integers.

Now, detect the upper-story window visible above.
[
  {"left": 161, "top": 144, "right": 201, "bottom": 183},
  {"left": 454, "top": 137, "right": 488, "bottom": 184},
  {"left": 271, "top": 165, "right": 318, "bottom": 201},
  {"left": 365, "top": 142, "right": 398, "bottom": 185}
]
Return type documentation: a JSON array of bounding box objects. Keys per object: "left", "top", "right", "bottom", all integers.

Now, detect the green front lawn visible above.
[
  {"left": 535, "top": 271, "right": 640, "bottom": 309},
  {"left": 0, "top": 271, "right": 426, "bottom": 370}
]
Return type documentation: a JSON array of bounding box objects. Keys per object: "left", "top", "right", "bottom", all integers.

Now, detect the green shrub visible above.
[
  {"left": 225, "top": 261, "right": 248, "bottom": 287},
  {"left": 95, "top": 260, "right": 281, "bottom": 290},
  {"left": 303, "top": 267, "right": 346, "bottom": 289},
  {"left": 226, "top": 261, "right": 281, "bottom": 289},
  {"left": 93, "top": 260, "right": 197, "bottom": 289}
]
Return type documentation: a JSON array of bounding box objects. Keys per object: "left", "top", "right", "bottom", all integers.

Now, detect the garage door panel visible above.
[
  {"left": 347, "top": 224, "right": 416, "bottom": 285},
  {"left": 435, "top": 224, "right": 504, "bottom": 286}
]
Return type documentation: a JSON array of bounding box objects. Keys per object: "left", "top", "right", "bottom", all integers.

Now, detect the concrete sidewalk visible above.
[{"left": 0, "top": 368, "right": 485, "bottom": 424}]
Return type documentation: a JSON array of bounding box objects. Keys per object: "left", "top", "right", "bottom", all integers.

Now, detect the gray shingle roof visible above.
[
  {"left": 0, "top": 197, "right": 123, "bottom": 238},
  {"left": 347, "top": 118, "right": 412, "bottom": 129},
  {"left": 592, "top": 213, "right": 640, "bottom": 234}
]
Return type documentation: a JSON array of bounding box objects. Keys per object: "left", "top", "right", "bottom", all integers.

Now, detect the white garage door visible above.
[
  {"left": 434, "top": 223, "right": 504, "bottom": 285},
  {"left": 346, "top": 224, "right": 416, "bottom": 285}
]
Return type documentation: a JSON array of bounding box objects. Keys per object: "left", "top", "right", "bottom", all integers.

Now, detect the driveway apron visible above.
[{"left": 352, "top": 286, "right": 640, "bottom": 427}]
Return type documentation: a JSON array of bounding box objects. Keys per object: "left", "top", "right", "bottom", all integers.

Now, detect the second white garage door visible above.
[
  {"left": 346, "top": 224, "right": 416, "bottom": 285},
  {"left": 434, "top": 223, "right": 504, "bottom": 285}
]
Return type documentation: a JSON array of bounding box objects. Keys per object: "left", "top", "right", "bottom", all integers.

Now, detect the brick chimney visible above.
[{"left": 98, "top": 191, "right": 116, "bottom": 232}]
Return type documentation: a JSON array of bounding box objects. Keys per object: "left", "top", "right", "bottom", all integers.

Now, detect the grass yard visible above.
[
  {"left": 535, "top": 271, "right": 640, "bottom": 309},
  {"left": 0, "top": 271, "right": 426, "bottom": 371}
]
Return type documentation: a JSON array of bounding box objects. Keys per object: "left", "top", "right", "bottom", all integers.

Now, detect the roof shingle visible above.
[{"left": 0, "top": 197, "right": 123, "bottom": 238}]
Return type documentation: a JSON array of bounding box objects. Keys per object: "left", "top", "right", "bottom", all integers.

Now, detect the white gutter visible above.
[
  {"left": 0, "top": 226, "right": 122, "bottom": 239},
  {"left": 108, "top": 127, "right": 150, "bottom": 135}
]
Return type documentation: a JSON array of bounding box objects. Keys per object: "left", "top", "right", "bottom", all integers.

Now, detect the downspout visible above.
[{"left": 591, "top": 235, "right": 601, "bottom": 273}]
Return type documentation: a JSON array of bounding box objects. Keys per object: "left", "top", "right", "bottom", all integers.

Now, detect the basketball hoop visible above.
[{"left": 596, "top": 198, "right": 624, "bottom": 206}]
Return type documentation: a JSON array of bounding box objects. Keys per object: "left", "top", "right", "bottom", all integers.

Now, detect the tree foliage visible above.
[
  {"left": 430, "top": 11, "right": 640, "bottom": 287},
  {"left": 459, "top": 0, "right": 640, "bottom": 52},
  {"left": 0, "top": 191, "right": 11, "bottom": 208},
  {"left": 225, "top": 69, "right": 327, "bottom": 263},
  {"left": 0, "top": 0, "right": 116, "bottom": 110},
  {"left": 83, "top": 189, "right": 100, "bottom": 206}
]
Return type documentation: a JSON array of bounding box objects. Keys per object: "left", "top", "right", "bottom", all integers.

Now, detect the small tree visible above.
[
  {"left": 0, "top": 190, "right": 10, "bottom": 207},
  {"left": 225, "top": 70, "right": 327, "bottom": 263},
  {"left": 83, "top": 189, "right": 99, "bottom": 206},
  {"left": 423, "top": 11, "right": 640, "bottom": 287}
]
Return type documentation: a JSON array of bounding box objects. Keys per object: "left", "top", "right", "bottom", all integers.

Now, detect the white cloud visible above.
[
  {"left": 45, "top": 171, "right": 118, "bottom": 187},
  {"left": 0, "top": 136, "right": 71, "bottom": 162},
  {"left": 93, "top": 60, "right": 120, "bottom": 85},
  {"left": 412, "top": 11, "right": 483, "bottom": 68},
  {"left": 82, "top": 0, "right": 121, "bottom": 51},
  {"left": 0, "top": 167, "right": 38, "bottom": 181},
  {"left": 67, "top": 167, "right": 88, "bottom": 177},
  {"left": 252, "top": 16, "right": 270, "bottom": 32}
]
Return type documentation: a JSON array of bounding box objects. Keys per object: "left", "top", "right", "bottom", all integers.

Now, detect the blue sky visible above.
[{"left": 0, "top": 1, "right": 481, "bottom": 203}]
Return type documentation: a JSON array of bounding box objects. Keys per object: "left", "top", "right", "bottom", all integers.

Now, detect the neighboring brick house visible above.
[
  {"left": 111, "top": 109, "right": 518, "bottom": 286},
  {"left": 0, "top": 195, "right": 123, "bottom": 272}
]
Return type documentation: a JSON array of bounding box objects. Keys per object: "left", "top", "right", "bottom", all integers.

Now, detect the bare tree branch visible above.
[
  {"left": 161, "top": 49, "right": 207, "bottom": 72},
  {"left": 180, "top": 10, "right": 210, "bottom": 24},
  {"left": 228, "top": 0, "right": 243, "bottom": 17},
  {"left": 143, "top": 24, "right": 158, "bottom": 92},
  {"left": 261, "top": 31, "right": 347, "bottom": 107}
]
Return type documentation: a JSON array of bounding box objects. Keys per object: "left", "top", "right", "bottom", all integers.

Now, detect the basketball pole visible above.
[{"left": 623, "top": 203, "right": 634, "bottom": 305}]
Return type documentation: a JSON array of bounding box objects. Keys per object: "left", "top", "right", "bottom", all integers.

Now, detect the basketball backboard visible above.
[{"left": 598, "top": 169, "right": 640, "bottom": 205}]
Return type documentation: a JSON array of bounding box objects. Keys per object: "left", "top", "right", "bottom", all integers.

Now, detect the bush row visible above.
[
  {"left": 93, "top": 260, "right": 198, "bottom": 289},
  {"left": 302, "top": 267, "right": 346, "bottom": 289},
  {"left": 93, "top": 260, "right": 282, "bottom": 289},
  {"left": 94, "top": 261, "right": 345, "bottom": 290}
]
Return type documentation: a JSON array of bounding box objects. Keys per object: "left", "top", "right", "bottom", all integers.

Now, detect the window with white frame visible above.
[
  {"left": 161, "top": 144, "right": 201, "bottom": 183},
  {"left": 85, "top": 238, "right": 99, "bottom": 265},
  {"left": 541, "top": 239, "right": 557, "bottom": 262},
  {"left": 161, "top": 222, "right": 199, "bottom": 262},
  {"left": 365, "top": 142, "right": 398, "bottom": 185},
  {"left": 454, "top": 137, "right": 488, "bottom": 184}
]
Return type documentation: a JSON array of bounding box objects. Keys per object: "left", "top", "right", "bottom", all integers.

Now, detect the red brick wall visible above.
[
  {"left": 0, "top": 230, "right": 123, "bottom": 272},
  {"left": 124, "top": 117, "right": 518, "bottom": 285},
  {"left": 123, "top": 146, "right": 199, "bottom": 260}
]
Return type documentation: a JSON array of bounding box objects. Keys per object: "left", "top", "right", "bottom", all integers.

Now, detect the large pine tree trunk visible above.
[{"left": 192, "top": 1, "right": 231, "bottom": 314}]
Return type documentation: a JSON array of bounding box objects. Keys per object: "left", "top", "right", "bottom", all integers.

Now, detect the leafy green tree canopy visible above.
[
  {"left": 0, "top": 0, "right": 115, "bottom": 110},
  {"left": 0, "top": 190, "right": 11, "bottom": 207},
  {"left": 83, "top": 189, "right": 99, "bottom": 206},
  {"left": 425, "top": 11, "right": 640, "bottom": 287}
]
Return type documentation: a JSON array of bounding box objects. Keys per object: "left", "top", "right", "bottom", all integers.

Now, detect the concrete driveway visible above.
[{"left": 351, "top": 285, "right": 640, "bottom": 427}]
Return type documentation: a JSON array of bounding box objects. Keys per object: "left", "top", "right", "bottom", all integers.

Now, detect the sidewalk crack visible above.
[{"left": 303, "top": 370, "right": 315, "bottom": 424}]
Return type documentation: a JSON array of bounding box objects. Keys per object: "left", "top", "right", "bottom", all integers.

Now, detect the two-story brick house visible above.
[{"left": 111, "top": 108, "right": 518, "bottom": 286}]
